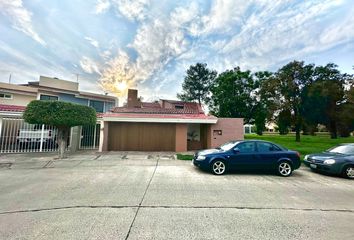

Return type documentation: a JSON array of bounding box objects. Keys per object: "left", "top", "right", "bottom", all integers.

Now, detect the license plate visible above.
[{"left": 310, "top": 164, "right": 317, "bottom": 169}]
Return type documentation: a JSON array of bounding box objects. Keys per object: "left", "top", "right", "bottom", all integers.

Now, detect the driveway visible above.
[{"left": 0, "top": 152, "right": 353, "bottom": 239}]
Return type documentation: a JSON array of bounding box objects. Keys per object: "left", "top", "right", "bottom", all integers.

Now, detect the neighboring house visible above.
[
  {"left": 244, "top": 124, "right": 254, "bottom": 134},
  {"left": 0, "top": 83, "right": 37, "bottom": 106},
  {"left": 0, "top": 76, "right": 117, "bottom": 154},
  {"left": 98, "top": 89, "right": 244, "bottom": 152},
  {"left": 0, "top": 76, "right": 117, "bottom": 112}
]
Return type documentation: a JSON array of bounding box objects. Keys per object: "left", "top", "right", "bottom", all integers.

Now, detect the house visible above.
[
  {"left": 0, "top": 76, "right": 117, "bottom": 112},
  {"left": 98, "top": 89, "right": 243, "bottom": 152},
  {"left": 0, "top": 76, "right": 117, "bottom": 154}
]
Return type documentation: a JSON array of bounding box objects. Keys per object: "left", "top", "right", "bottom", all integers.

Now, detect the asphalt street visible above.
[{"left": 0, "top": 152, "right": 353, "bottom": 239}]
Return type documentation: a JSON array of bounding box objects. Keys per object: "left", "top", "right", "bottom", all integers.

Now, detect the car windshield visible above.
[
  {"left": 327, "top": 145, "right": 354, "bottom": 155},
  {"left": 218, "top": 141, "right": 238, "bottom": 151}
]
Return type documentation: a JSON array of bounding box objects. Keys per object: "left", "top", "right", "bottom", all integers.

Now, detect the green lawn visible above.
[
  {"left": 245, "top": 134, "right": 354, "bottom": 159},
  {"left": 176, "top": 153, "right": 194, "bottom": 160}
]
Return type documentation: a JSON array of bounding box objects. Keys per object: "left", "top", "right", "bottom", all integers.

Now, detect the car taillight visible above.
[
  {"left": 49, "top": 130, "right": 52, "bottom": 137},
  {"left": 296, "top": 152, "right": 300, "bottom": 158}
]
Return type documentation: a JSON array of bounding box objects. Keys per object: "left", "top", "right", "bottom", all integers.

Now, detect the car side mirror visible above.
[{"left": 233, "top": 148, "right": 240, "bottom": 153}]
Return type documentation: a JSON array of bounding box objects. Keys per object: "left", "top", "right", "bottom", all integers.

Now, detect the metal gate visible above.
[
  {"left": 79, "top": 124, "right": 100, "bottom": 150},
  {"left": 0, "top": 117, "right": 70, "bottom": 153}
]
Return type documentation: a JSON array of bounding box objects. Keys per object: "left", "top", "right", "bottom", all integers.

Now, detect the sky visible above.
[{"left": 0, "top": 0, "right": 354, "bottom": 100}]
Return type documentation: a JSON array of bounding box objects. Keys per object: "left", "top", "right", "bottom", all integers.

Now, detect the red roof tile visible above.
[
  {"left": 111, "top": 107, "right": 204, "bottom": 114},
  {"left": 141, "top": 102, "right": 161, "bottom": 108},
  {"left": 103, "top": 112, "right": 217, "bottom": 120},
  {"left": 0, "top": 104, "right": 26, "bottom": 112}
]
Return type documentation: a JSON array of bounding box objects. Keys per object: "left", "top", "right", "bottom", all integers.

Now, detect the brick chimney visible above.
[{"left": 127, "top": 89, "right": 141, "bottom": 108}]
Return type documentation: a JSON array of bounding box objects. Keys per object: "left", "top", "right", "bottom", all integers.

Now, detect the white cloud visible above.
[
  {"left": 199, "top": 0, "right": 253, "bottom": 35},
  {"left": 215, "top": 0, "right": 347, "bottom": 70},
  {"left": 130, "top": 17, "right": 189, "bottom": 83},
  {"left": 95, "top": 0, "right": 150, "bottom": 21},
  {"left": 79, "top": 56, "right": 101, "bottom": 75},
  {"left": 95, "top": 0, "right": 110, "bottom": 14},
  {"left": 84, "top": 36, "right": 100, "bottom": 48},
  {"left": 0, "top": 0, "right": 46, "bottom": 45}
]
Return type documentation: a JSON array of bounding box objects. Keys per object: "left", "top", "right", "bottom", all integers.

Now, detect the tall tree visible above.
[
  {"left": 208, "top": 67, "right": 257, "bottom": 122},
  {"left": 177, "top": 63, "right": 217, "bottom": 105},
  {"left": 273, "top": 61, "right": 315, "bottom": 142},
  {"left": 254, "top": 71, "right": 277, "bottom": 135},
  {"left": 23, "top": 101, "right": 97, "bottom": 158},
  {"left": 308, "top": 64, "right": 350, "bottom": 138}
]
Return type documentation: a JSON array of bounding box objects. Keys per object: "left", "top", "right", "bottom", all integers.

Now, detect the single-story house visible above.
[{"left": 98, "top": 89, "right": 243, "bottom": 152}]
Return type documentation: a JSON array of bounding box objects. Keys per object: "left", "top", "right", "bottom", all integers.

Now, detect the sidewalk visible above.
[{"left": 0, "top": 151, "right": 188, "bottom": 170}]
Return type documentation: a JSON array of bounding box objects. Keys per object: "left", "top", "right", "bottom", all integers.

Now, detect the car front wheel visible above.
[
  {"left": 211, "top": 160, "right": 226, "bottom": 175},
  {"left": 343, "top": 166, "right": 354, "bottom": 179},
  {"left": 278, "top": 161, "right": 293, "bottom": 177}
]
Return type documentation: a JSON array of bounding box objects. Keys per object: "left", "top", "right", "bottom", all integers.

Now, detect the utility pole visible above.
[{"left": 8, "top": 73, "right": 11, "bottom": 84}]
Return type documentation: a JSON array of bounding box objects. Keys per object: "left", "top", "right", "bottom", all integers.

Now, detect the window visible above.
[
  {"left": 175, "top": 105, "right": 184, "bottom": 109},
  {"left": 257, "top": 142, "right": 280, "bottom": 152},
  {"left": 40, "top": 95, "right": 58, "bottom": 101},
  {"left": 0, "top": 93, "right": 12, "bottom": 99},
  {"left": 89, "top": 100, "right": 104, "bottom": 113},
  {"left": 236, "top": 142, "right": 256, "bottom": 153},
  {"left": 105, "top": 101, "right": 115, "bottom": 112}
]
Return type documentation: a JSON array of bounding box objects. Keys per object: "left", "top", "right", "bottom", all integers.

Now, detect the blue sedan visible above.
[
  {"left": 303, "top": 143, "right": 354, "bottom": 179},
  {"left": 193, "top": 140, "right": 301, "bottom": 176}
]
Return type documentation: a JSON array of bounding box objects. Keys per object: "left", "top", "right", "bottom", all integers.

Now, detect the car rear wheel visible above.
[
  {"left": 211, "top": 160, "right": 226, "bottom": 175},
  {"left": 343, "top": 166, "right": 354, "bottom": 179},
  {"left": 278, "top": 161, "right": 293, "bottom": 177}
]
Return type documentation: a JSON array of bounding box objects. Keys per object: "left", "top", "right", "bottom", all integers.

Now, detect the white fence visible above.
[
  {"left": 0, "top": 117, "right": 68, "bottom": 153},
  {"left": 0, "top": 117, "right": 100, "bottom": 153}
]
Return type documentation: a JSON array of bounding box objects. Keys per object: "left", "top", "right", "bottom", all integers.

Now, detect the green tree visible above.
[
  {"left": 276, "top": 109, "right": 292, "bottom": 135},
  {"left": 23, "top": 101, "right": 96, "bottom": 158},
  {"left": 337, "top": 82, "right": 354, "bottom": 137},
  {"left": 208, "top": 67, "right": 257, "bottom": 122},
  {"left": 273, "top": 61, "right": 315, "bottom": 141},
  {"left": 254, "top": 71, "right": 277, "bottom": 135},
  {"left": 308, "top": 64, "right": 350, "bottom": 138},
  {"left": 177, "top": 63, "right": 217, "bottom": 105}
]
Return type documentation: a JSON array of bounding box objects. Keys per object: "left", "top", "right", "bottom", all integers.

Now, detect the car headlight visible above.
[
  {"left": 304, "top": 155, "right": 309, "bottom": 161},
  {"left": 324, "top": 159, "right": 336, "bottom": 165},
  {"left": 197, "top": 155, "right": 206, "bottom": 160}
]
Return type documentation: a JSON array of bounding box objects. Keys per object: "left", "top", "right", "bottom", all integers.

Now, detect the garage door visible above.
[{"left": 108, "top": 122, "right": 176, "bottom": 151}]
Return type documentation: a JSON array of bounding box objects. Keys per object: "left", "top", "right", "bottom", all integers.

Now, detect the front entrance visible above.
[{"left": 187, "top": 123, "right": 209, "bottom": 151}]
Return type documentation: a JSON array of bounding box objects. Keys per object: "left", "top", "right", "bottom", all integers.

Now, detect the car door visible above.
[
  {"left": 229, "top": 142, "right": 257, "bottom": 169},
  {"left": 255, "top": 142, "right": 282, "bottom": 169}
]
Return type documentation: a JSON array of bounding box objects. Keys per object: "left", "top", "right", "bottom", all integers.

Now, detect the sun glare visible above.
[{"left": 116, "top": 81, "right": 128, "bottom": 92}]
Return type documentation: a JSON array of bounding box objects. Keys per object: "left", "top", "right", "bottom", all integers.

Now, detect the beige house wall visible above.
[
  {"left": 0, "top": 92, "right": 36, "bottom": 106},
  {"left": 39, "top": 76, "right": 79, "bottom": 92}
]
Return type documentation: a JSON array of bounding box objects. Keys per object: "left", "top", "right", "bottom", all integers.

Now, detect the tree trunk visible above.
[
  {"left": 295, "top": 128, "right": 300, "bottom": 142},
  {"left": 294, "top": 109, "right": 301, "bottom": 142},
  {"left": 57, "top": 127, "right": 69, "bottom": 159},
  {"left": 329, "top": 121, "right": 337, "bottom": 139}
]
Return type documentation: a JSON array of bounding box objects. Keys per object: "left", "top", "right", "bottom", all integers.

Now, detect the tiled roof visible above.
[
  {"left": 0, "top": 104, "right": 26, "bottom": 112},
  {"left": 111, "top": 106, "right": 203, "bottom": 114},
  {"left": 141, "top": 102, "right": 161, "bottom": 108},
  {"left": 113, "top": 100, "right": 204, "bottom": 115},
  {"left": 103, "top": 112, "right": 217, "bottom": 120}
]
